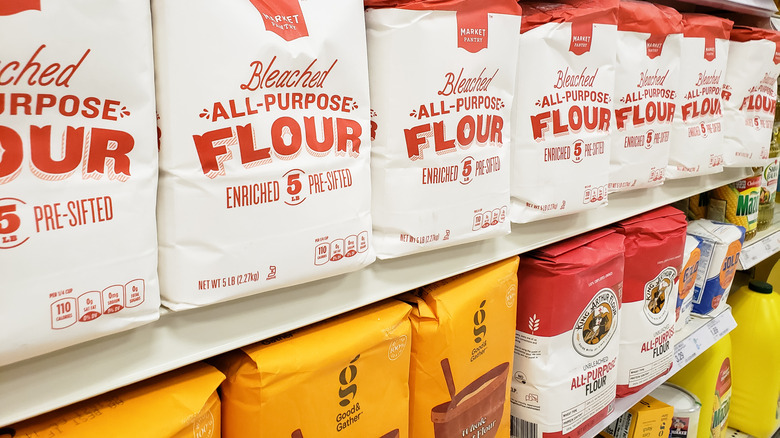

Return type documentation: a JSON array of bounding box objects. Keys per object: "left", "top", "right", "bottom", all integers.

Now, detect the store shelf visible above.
[
  {"left": 0, "top": 167, "right": 749, "bottom": 428},
  {"left": 584, "top": 306, "right": 738, "bottom": 438},
  {"left": 737, "top": 204, "right": 780, "bottom": 270},
  {"left": 678, "top": 0, "right": 778, "bottom": 16}
]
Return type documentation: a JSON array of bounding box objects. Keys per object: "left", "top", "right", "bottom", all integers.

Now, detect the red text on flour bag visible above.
[
  {"left": 511, "top": 0, "right": 618, "bottom": 224},
  {"left": 154, "top": 0, "right": 374, "bottom": 309},
  {"left": 512, "top": 229, "right": 625, "bottom": 438},
  {"left": 366, "top": 0, "right": 521, "bottom": 259},
  {"left": 610, "top": 1, "right": 682, "bottom": 193},
  {"left": 0, "top": 0, "right": 160, "bottom": 366},
  {"left": 666, "top": 14, "right": 733, "bottom": 179},
  {"left": 613, "top": 206, "right": 687, "bottom": 397},
  {"left": 721, "top": 26, "right": 780, "bottom": 167}
]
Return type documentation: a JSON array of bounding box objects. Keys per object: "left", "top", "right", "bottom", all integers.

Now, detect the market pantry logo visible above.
[{"left": 0, "top": 0, "right": 40, "bottom": 16}]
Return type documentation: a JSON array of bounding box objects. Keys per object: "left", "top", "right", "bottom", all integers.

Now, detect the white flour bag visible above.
[
  {"left": 365, "top": 0, "right": 522, "bottom": 259},
  {"left": 511, "top": 0, "right": 618, "bottom": 223},
  {"left": 512, "top": 229, "right": 625, "bottom": 438},
  {"left": 666, "top": 14, "right": 733, "bottom": 179},
  {"left": 722, "top": 26, "right": 780, "bottom": 167},
  {"left": 610, "top": 1, "right": 682, "bottom": 193},
  {"left": 153, "top": 0, "right": 374, "bottom": 309},
  {"left": 0, "top": 0, "right": 160, "bottom": 365}
]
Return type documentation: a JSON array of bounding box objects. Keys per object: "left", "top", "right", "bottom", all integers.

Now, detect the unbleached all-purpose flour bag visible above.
[
  {"left": 511, "top": 0, "right": 618, "bottom": 223},
  {"left": 666, "top": 14, "right": 733, "bottom": 179},
  {"left": 365, "top": 0, "right": 522, "bottom": 259},
  {"left": 0, "top": 0, "right": 160, "bottom": 366},
  {"left": 512, "top": 229, "right": 625, "bottom": 437},
  {"left": 613, "top": 206, "right": 687, "bottom": 397},
  {"left": 153, "top": 0, "right": 374, "bottom": 309},
  {"left": 610, "top": 1, "right": 682, "bottom": 193},
  {"left": 721, "top": 26, "right": 780, "bottom": 167}
]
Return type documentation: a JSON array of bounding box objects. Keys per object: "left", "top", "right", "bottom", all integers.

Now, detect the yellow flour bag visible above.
[
  {"left": 401, "top": 257, "right": 519, "bottom": 438},
  {"left": 2, "top": 362, "right": 224, "bottom": 437},
  {"left": 210, "top": 300, "right": 412, "bottom": 438}
]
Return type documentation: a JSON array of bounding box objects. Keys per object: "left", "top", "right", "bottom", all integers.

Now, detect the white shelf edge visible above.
[
  {"left": 0, "top": 167, "right": 750, "bottom": 428},
  {"left": 737, "top": 204, "right": 780, "bottom": 270},
  {"left": 583, "top": 306, "right": 738, "bottom": 438},
  {"left": 676, "top": 0, "right": 778, "bottom": 16}
]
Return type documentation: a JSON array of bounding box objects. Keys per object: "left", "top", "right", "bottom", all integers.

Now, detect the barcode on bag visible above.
[{"left": 511, "top": 415, "right": 539, "bottom": 438}]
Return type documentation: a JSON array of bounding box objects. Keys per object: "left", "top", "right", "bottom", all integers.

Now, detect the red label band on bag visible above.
[
  {"left": 0, "top": 0, "right": 40, "bottom": 16},
  {"left": 704, "top": 36, "right": 716, "bottom": 61},
  {"left": 456, "top": 9, "right": 489, "bottom": 53},
  {"left": 570, "top": 18, "right": 594, "bottom": 55},
  {"left": 248, "top": 0, "right": 309, "bottom": 41},
  {"left": 646, "top": 34, "right": 667, "bottom": 59}
]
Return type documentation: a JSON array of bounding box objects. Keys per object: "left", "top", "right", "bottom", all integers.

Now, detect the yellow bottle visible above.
[
  {"left": 668, "top": 335, "right": 732, "bottom": 438},
  {"left": 726, "top": 281, "right": 780, "bottom": 437}
]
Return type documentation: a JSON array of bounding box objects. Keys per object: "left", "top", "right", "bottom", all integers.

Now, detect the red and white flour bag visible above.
[
  {"left": 0, "top": 1, "right": 160, "bottom": 365},
  {"left": 610, "top": 1, "right": 682, "bottom": 193},
  {"left": 153, "top": 0, "right": 374, "bottom": 309},
  {"left": 511, "top": 0, "right": 617, "bottom": 223},
  {"left": 512, "top": 229, "right": 625, "bottom": 437},
  {"left": 364, "top": 0, "right": 522, "bottom": 259},
  {"left": 722, "top": 26, "right": 780, "bottom": 167},
  {"left": 612, "top": 206, "right": 687, "bottom": 397},
  {"left": 666, "top": 14, "right": 733, "bottom": 179}
]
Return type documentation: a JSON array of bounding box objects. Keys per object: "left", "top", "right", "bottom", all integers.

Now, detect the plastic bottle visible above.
[
  {"left": 668, "top": 335, "right": 732, "bottom": 438},
  {"left": 726, "top": 280, "right": 780, "bottom": 437}
]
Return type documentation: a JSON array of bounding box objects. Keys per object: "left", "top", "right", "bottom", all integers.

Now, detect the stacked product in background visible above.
[
  {"left": 721, "top": 26, "right": 780, "bottom": 166},
  {"left": 726, "top": 280, "right": 780, "bottom": 437},
  {"left": 666, "top": 14, "right": 733, "bottom": 179},
  {"left": 674, "top": 235, "right": 702, "bottom": 333},
  {"left": 759, "top": 146, "right": 779, "bottom": 231},
  {"left": 610, "top": 1, "right": 682, "bottom": 193},
  {"left": 511, "top": 0, "right": 617, "bottom": 223},
  {"left": 668, "top": 335, "right": 733, "bottom": 438},
  {"left": 365, "top": 0, "right": 522, "bottom": 259},
  {"left": 709, "top": 175, "right": 761, "bottom": 241},
  {"left": 512, "top": 229, "right": 625, "bottom": 437},
  {"left": 650, "top": 383, "right": 702, "bottom": 438},
  {"left": 686, "top": 220, "right": 744, "bottom": 315},
  {"left": 613, "top": 206, "right": 687, "bottom": 396},
  {"left": 0, "top": 0, "right": 160, "bottom": 366},
  {"left": 2, "top": 362, "right": 224, "bottom": 437},
  {"left": 209, "top": 300, "right": 412, "bottom": 438},
  {"left": 153, "top": 0, "right": 374, "bottom": 309},
  {"left": 601, "top": 396, "right": 674, "bottom": 438},
  {"left": 400, "top": 257, "right": 518, "bottom": 438}
]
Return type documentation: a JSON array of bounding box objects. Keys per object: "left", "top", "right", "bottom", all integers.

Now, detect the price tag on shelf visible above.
[
  {"left": 674, "top": 335, "right": 705, "bottom": 370},
  {"left": 705, "top": 310, "right": 737, "bottom": 341},
  {"left": 738, "top": 231, "right": 780, "bottom": 269},
  {"left": 674, "top": 308, "right": 737, "bottom": 371}
]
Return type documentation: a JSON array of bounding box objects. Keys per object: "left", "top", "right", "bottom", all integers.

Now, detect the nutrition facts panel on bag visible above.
[{"left": 49, "top": 279, "right": 146, "bottom": 330}]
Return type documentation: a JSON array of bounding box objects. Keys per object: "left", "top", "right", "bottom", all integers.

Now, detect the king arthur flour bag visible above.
[
  {"left": 209, "top": 300, "right": 411, "bottom": 438},
  {"left": 4, "top": 362, "right": 224, "bottom": 437},
  {"left": 0, "top": 0, "right": 160, "bottom": 366},
  {"left": 610, "top": 1, "right": 682, "bottom": 193},
  {"left": 722, "top": 26, "right": 780, "bottom": 167},
  {"left": 511, "top": 0, "right": 617, "bottom": 223},
  {"left": 613, "top": 206, "right": 687, "bottom": 397},
  {"left": 666, "top": 14, "right": 733, "bottom": 179},
  {"left": 153, "top": 0, "right": 374, "bottom": 309},
  {"left": 512, "top": 229, "right": 625, "bottom": 437},
  {"left": 400, "top": 257, "right": 518, "bottom": 438},
  {"left": 365, "top": 0, "right": 522, "bottom": 259}
]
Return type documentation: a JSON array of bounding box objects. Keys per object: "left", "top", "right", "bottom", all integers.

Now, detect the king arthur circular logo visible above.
[
  {"left": 572, "top": 287, "right": 619, "bottom": 357},
  {"left": 644, "top": 267, "right": 676, "bottom": 325}
]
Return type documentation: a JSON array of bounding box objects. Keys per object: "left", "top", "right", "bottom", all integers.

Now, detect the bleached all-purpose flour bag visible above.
[
  {"left": 512, "top": 229, "right": 625, "bottom": 438},
  {"left": 0, "top": 0, "right": 160, "bottom": 366},
  {"left": 610, "top": 1, "right": 682, "bottom": 193},
  {"left": 153, "top": 0, "right": 374, "bottom": 309},
  {"left": 721, "top": 26, "right": 780, "bottom": 167},
  {"left": 511, "top": 0, "right": 618, "bottom": 223},
  {"left": 666, "top": 14, "right": 733, "bottom": 179},
  {"left": 365, "top": 0, "right": 522, "bottom": 259},
  {"left": 613, "top": 206, "right": 687, "bottom": 397}
]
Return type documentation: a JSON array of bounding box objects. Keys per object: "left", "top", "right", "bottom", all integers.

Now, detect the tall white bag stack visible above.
[
  {"left": 610, "top": 1, "right": 682, "bottom": 193},
  {"left": 365, "top": 0, "right": 522, "bottom": 259},
  {"left": 511, "top": 0, "right": 618, "bottom": 223},
  {"left": 721, "top": 26, "right": 780, "bottom": 167},
  {"left": 0, "top": 0, "right": 160, "bottom": 365},
  {"left": 153, "top": 0, "right": 375, "bottom": 309},
  {"left": 666, "top": 14, "right": 733, "bottom": 179}
]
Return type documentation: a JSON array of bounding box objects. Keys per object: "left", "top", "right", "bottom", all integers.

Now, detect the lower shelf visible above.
[{"left": 582, "top": 306, "right": 738, "bottom": 438}]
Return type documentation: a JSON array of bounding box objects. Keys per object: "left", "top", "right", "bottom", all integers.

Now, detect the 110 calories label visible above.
[{"left": 50, "top": 279, "right": 146, "bottom": 330}]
